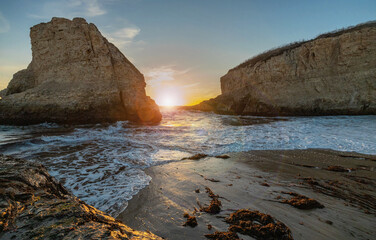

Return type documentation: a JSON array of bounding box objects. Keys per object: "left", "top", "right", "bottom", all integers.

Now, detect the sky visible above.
[{"left": 0, "top": 0, "right": 375, "bottom": 106}]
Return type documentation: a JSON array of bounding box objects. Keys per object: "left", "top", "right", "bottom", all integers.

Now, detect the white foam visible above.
[{"left": 1, "top": 110, "right": 375, "bottom": 217}]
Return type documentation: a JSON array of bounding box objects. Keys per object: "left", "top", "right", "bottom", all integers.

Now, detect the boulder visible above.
[
  {"left": 192, "top": 21, "right": 376, "bottom": 116},
  {"left": 0, "top": 154, "right": 161, "bottom": 239},
  {"left": 0, "top": 17, "right": 161, "bottom": 125}
]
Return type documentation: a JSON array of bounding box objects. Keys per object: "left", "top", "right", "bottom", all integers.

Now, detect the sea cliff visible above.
[
  {"left": 0, "top": 17, "right": 161, "bottom": 125},
  {"left": 191, "top": 21, "right": 376, "bottom": 116}
]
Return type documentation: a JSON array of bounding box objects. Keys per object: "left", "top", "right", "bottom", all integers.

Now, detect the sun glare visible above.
[
  {"left": 155, "top": 88, "right": 185, "bottom": 107},
  {"left": 160, "top": 96, "right": 176, "bottom": 107}
]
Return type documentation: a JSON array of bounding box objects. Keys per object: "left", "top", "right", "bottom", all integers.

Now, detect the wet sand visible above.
[{"left": 117, "top": 149, "right": 376, "bottom": 240}]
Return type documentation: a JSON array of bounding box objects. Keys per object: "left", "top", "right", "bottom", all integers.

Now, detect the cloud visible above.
[
  {"left": 0, "top": 12, "right": 10, "bottom": 33},
  {"left": 181, "top": 82, "right": 200, "bottom": 88},
  {"left": 145, "top": 66, "right": 191, "bottom": 86},
  {"left": 113, "top": 27, "right": 140, "bottom": 39},
  {"left": 82, "top": 0, "right": 106, "bottom": 17},
  {"left": 28, "top": 0, "right": 106, "bottom": 19},
  {"left": 104, "top": 26, "right": 142, "bottom": 49}
]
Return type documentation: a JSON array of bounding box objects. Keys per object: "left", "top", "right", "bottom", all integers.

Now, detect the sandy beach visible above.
[{"left": 118, "top": 149, "right": 376, "bottom": 240}]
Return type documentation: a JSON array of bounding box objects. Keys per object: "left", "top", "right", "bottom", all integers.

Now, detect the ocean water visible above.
[{"left": 1, "top": 108, "right": 375, "bottom": 217}]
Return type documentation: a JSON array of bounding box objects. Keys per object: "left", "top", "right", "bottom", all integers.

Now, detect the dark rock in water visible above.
[
  {"left": 215, "top": 155, "right": 230, "bottom": 159},
  {"left": 190, "top": 21, "right": 376, "bottom": 116},
  {"left": 326, "top": 165, "right": 349, "bottom": 172},
  {"left": 0, "top": 154, "right": 161, "bottom": 239},
  {"left": 0, "top": 17, "right": 161, "bottom": 125},
  {"left": 225, "top": 209, "right": 293, "bottom": 240},
  {"left": 281, "top": 192, "right": 325, "bottom": 210}
]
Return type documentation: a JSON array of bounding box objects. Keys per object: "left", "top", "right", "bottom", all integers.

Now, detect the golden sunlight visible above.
[
  {"left": 159, "top": 96, "right": 177, "bottom": 107},
  {"left": 154, "top": 87, "right": 185, "bottom": 107}
]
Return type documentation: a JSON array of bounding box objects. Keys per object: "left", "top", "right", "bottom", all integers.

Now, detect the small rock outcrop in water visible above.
[
  {"left": 191, "top": 21, "right": 376, "bottom": 116},
  {"left": 0, "top": 17, "right": 161, "bottom": 125},
  {"left": 0, "top": 155, "right": 161, "bottom": 239}
]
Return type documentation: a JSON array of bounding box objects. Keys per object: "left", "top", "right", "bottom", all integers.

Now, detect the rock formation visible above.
[
  {"left": 0, "top": 154, "right": 161, "bottom": 239},
  {"left": 192, "top": 21, "right": 376, "bottom": 116},
  {"left": 0, "top": 17, "right": 161, "bottom": 125}
]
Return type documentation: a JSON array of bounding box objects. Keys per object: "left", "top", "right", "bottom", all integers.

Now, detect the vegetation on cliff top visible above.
[{"left": 231, "top": 20, "right": 376, "bottom": 72}]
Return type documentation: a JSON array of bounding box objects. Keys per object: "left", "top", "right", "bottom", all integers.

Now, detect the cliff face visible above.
[
  {"left": 0, "top": 155, "right": 161, "bottom": 239},
  {"left": 194, "top": 22, "right": 376, "bottom": 116},
  {"left": 0, "top": 17, "right": 161, "bottom": 125}
]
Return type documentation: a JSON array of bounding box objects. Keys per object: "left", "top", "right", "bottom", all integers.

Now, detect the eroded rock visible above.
[
  {"left": 0, "top": 154, "right": 161, "bottom": 239},
  {"left": 191, "top": 21, "right": 376, "bottom": 116},
  {"left": 0, "top": 17, "right": 161, "bottom": 125}
]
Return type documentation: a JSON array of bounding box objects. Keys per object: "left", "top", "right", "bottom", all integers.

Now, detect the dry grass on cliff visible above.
[{"left": 231, "top": 20, "right": 376, "bottom": 72}]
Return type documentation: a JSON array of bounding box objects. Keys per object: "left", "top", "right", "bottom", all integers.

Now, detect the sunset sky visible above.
[{"left": 1, "top": 0, "right": 375, "bottom": 105}]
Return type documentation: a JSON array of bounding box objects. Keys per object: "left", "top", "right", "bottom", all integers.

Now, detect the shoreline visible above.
[{"left": 118, "top": 149, "right": 376, "bottom": 239}]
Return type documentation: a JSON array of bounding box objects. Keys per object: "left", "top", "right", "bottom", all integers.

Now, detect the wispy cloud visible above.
[
  {"left": 28, "top": 0, "right": 106, "bottom": 19},
  {"left": 81, "top": 0, "right": 106, "bottom": 16},
  {"left": 113, "top": 27, "right": 140, "bottom": 39},
  {"left": 104, "top": 26, "right": 142, "bottom": 49},
  {"left": 145, "top": 66, "right": 191, "bottom": 86},
  {"left": 181, "top": 82, "right": 200, "bottom": 88},
  {"left": 0, "top": 12, "right": 10, "bottom": 33}
]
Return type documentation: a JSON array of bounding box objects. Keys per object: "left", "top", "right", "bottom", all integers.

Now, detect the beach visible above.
[{"left": 118, "top": 149, "right": 376, "bottom": 240}]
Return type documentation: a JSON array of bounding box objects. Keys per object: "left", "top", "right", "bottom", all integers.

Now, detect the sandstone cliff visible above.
[
  {"left": 0, "top": 154, "right": 161, "bottom": 240},
  {"left": 192, "top": 21, "right": 376, "bottom": 116},
  {"left": 0, "top": 17, "right": 161, "bottom": 125}
]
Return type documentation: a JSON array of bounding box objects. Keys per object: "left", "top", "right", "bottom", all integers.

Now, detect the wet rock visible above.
[
  {"left": 281, "top": 192, "right": 324, "bottom": 210},
  {"left": 182, "top": 154, "right": 208, "bottom": 160},
  {"left": 300, "top": 177, "right": 376, "bottom": 214},
  {"left": 215, "top": 155, "right": 230, "bottom": 159},
  {"left": 205, "top": 178, "right": 221, "bottom": 183},
  {"left": 225, "top": 209, "right": 293, "bottom": 240},
  {"left": 326, "top": 166, "right": 349, "bottom": 172},
  {"left": 0, "top": 154, "right": 161, "bottom": 239},
  {"left": 299, "top": 177, "right": 319, "bottom": 186},
  {"left": 325, "top": 220, "right": 333, "bottom": 225}
]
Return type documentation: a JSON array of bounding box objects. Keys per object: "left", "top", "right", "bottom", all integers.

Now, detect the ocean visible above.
[{"left": 1, "top": 108, "right": 375, "bottom": 217}]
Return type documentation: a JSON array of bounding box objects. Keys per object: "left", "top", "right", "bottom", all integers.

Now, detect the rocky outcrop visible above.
[
  {"left": 0, "top": 89, "right": 6, "bottom": 99},
  {"left": 192, "top": 21, "right": 376, "bottom": 116},
  {"left": 0, "top": 17, "right": 161, "bottom": 125},
  {"left": 0, "top": 154, "right": 161, "bottom": 240}
]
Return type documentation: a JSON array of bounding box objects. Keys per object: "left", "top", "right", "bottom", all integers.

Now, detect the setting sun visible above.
[
  {"left": 153, "top": 87, "right": 185, "bottom": 107},
  {"left": 159, "top": 96, "right": 177, "bottom": 107}
]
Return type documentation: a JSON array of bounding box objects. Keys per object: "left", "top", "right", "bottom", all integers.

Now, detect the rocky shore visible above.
[
  {"left": 0, "top": 155, "right": 161, "bottom": 240},
  {"left": 190, "top": 21, "right": 376, "bottom": 116},
  {"left": 0, "top": 17, "right": 161, "bottom": 125},
  {"left": 118, "top": 149, "right": 376, "bottom": 239}
]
